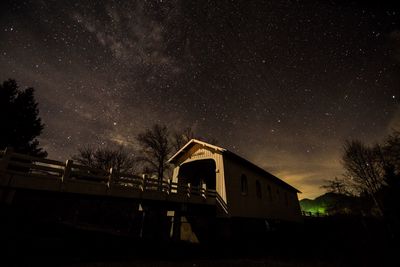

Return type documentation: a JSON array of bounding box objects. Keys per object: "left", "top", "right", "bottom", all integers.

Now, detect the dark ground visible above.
[
  {"left": 0, "top": 205, "right": 399, "bottom": 267},
  {"left": 0, "top": 189, "right": 399, "bottom": 267}
]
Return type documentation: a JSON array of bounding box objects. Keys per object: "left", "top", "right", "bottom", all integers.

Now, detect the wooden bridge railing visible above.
[{"left": 0, "top": 148, "right": 218, "bottom": 204}]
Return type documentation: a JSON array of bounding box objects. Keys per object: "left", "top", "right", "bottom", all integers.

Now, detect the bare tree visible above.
[
  {"left": 341, "top": 140, "right": 385, "bottom": 215},
  {"left": 172, "top": 127, "right": 195, "bottom": 152},
  {"left": 171, "top": 126, "right": 219, "bottom": 153},
  {"left": 321, "top": 177, "right": 351, "bottom": 195},
  {"left": 136, "top": 124, "right": 220, "bottom": 185},
  {"left": 381, "top": 130, "right": 400, "bottom": 176},
  {"left": 136, "top": 124, "right": 172, "bottom": 182},
  {"left": 72, "top": 145, "right": 137, "bottom": 174},
  {"left": 381, "top": 131, "right": 400, "bottom": 237}
]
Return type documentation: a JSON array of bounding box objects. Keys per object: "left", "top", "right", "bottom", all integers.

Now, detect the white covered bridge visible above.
[{"left": 169, "top": 139, "right": 302, "bottom": 223}]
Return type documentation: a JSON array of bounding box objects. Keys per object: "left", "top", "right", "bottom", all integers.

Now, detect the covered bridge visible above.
[{"left": 168, "top": 139, "right": 302, "bottom": 223}]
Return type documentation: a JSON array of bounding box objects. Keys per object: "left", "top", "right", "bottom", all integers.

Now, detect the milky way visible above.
[{"left": 1, "top": 0, "right": 399, "bottom": 198}]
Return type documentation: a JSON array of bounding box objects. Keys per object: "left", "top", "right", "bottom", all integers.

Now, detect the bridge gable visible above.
[{"left": 170, "top": 143, "right": 228, "bottom": 210}]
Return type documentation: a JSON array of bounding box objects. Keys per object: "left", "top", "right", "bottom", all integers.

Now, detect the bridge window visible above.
[
  {"left": 241, "top": 174, "right": 248, "bottom": 195},
  {"left": 256, "top": 180, "right": 262, "bottom": 199}
]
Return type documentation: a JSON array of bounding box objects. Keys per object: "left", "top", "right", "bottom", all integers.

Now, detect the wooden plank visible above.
[
  {"left": 142, "top": 190, "right": 169, "bottom": 201},
  {"left": 70, "top": 170, "right": 108, "bottom": 181},
  {"left": 7, "top": 160, "right": 32, "bottom": 169},
  {"left": 117, "top": 178, "right": 142, "bottom": 185},
  {"left": 207, "top": 189, "right": 217, "bottom": 197},
  {"left": 71, "top": 164, "right": 108, "bottom": 175},
  {"left": 118, "top": 172, "right": 142, "bottom": 180},
  {"left": 32, "top": 157, "right": 64, "bottom": 166},
  {"left": 115, "top": 176, "right": 143, "bottom": 183},
  {"left": 9, "top": 174, "right": 61, "bottom": 191},
  {"left": 216, "top": 194, "right": 228, "bottom": 213},
  {"left": 108, "top": 185, "right": 142, "bottom": 198},
  {"left": 8, "top": 159, "right": 64, "bottom": 174},
  {"left": 63, "top": 179, "right": 108, "bottom": 195},
  {"left": 10, "top": 153, "right": 64, "bottom": 166},
  {"left": 5, "top": 169, "right": 61, "bottom": 180},
  {"left": 29, "top": 164, "right": 64, "bottom": 174},
  {"left": 3, "top": 169, "right": 27, "bottom": 176},
  {"left": 26, "top": 172, "right": 61, "bottom": 180}
]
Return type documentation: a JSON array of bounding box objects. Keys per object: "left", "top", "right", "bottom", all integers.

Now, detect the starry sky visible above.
[{"left": 1, "top": 0, "right": 399, "bottom": 199}]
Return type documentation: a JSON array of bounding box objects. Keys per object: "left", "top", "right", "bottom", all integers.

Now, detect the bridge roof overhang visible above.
[{"left": 167, "top": 139, "right": 226, "bottom": 165}]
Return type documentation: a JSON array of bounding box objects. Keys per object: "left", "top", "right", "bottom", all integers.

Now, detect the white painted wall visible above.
[{"left": 171, "top": 144, "right": 227, "bottom": 204}]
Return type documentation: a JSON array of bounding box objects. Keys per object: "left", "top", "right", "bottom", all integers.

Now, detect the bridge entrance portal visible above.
[{"left": 178, "top": 159, "right": 216, "bottom": 190}]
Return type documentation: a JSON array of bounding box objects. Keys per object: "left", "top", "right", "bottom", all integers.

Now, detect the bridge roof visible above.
[
  {"left": 168, "top": 139, "right": 300, "bottom": 193},
  {"left": 168, "top": 139, "right": 226, "bottom": 164}
]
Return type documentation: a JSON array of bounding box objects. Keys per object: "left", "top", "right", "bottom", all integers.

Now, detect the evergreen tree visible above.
[{"left": 0, "top": 79, "right": 47, "bottom": 157}]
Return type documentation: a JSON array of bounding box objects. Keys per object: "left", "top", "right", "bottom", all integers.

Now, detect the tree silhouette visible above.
[
  {"left": 380, "top": 131, "right": 400, "bottom": 237},
  {"left": 136, "top": 124, "right": 219, "bottom": 185},
  {"left": 321, "top": 177, "right": 351, "bottom": 195},
  {"left": 136, "top": 124, "right": 172, "bottom": 182},
  {"left": 171, "top": 126, "right": 219, "bottom": 153},
  {"left": 381, "top": 130, "right": 400, "bottom": 175},
  {"left": 341, "top": 140, "right": 384, "bottom": 215},
  {"left": 0, "top": 79, "right": 47, "bottom": 157},
  {"left": 172, "top": 127, "right": 195, "bottom": 152},
  {"left": 72, "top": 145, "right": 137, "bottom": 174}
]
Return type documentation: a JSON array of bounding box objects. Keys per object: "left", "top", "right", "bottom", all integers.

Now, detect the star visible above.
[{"left": 0, "top": 0, "right": 398, "bottom": 200}]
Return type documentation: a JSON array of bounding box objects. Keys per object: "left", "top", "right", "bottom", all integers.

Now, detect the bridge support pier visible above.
[{"left": 172, "top": 210, "right": 181, "bottom": 241}]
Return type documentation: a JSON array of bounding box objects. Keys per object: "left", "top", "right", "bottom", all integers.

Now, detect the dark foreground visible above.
[{"left": 1, "top": 206, "right": 399, "bottom": 267}]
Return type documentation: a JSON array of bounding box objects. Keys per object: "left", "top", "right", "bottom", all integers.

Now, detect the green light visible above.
[
  {"left": 306, "top": 206, "right": 326, "bottom": 215},
  {"left": 300, "top": 200, "right": 328, "bottom": 215}
]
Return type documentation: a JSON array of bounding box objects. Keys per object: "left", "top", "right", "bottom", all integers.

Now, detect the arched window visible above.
[
  {"left": 256, "top": 180, "right": 262, "bottom": 199},
  {"left": 241, "top": 174, "right": 248, "bottom": 195}
]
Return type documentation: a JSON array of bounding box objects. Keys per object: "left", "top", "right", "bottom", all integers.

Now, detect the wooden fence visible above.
[{"left": 0, "top": 148, "right": 218, "bottom": 205}]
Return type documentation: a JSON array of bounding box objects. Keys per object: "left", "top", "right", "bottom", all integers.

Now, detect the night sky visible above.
[{"left": 1, "top": 0, "right": 399, "bottom": 199}]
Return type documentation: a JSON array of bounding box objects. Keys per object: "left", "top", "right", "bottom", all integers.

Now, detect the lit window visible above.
[
  {"left": 241, "top": 174, "right": 248, "bottom": 195},
  {"left": 256, "top": 180, "right": 262, "bottom": 199}
]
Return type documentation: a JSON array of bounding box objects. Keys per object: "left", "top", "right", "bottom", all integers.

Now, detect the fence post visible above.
[
  {"left": 141, "top": 174, "right": 147, "bottom": 191},
  {"left": 201, "top": 181, "right": 207, "bottom": 199},
  {"left": 108, "top": 167, "right": 114, "bottom": 189},
  {"left": 62, "top": 160, "right": 73, "bottom": 182},
  {"left": 0, "top": 147, "right": 14, "bottom": 174},
  {"left": 168, "top": 179, "right": 172, "bottom": 194},
  {"left": 186, "top": 182, "right": 191, "bottom": 198}
]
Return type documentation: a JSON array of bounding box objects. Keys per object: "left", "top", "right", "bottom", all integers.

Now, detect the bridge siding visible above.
[{"left": 171, "top": 144, "right": 228, "bottom": 206}]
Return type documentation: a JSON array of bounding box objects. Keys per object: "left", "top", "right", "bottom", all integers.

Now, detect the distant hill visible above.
[{"left": 300, "top": 192, "right": 357, "bottom": 215}]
